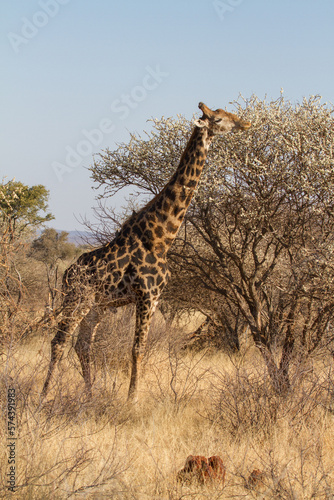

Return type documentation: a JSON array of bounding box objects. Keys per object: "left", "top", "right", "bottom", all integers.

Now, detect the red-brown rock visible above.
[
  {"left": 246, "top": 469, "right": 266, "bottom": 491},
  {"left": 177, "top": 455, "right": 226, "bottom": 485},
  {"left": 207, "top": 455, "right": 226, "bottom": 484}
]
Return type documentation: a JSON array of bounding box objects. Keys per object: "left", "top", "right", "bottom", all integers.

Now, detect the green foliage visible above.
[{"left": 0, "top": 180, "right": 54, "bottom": 233}]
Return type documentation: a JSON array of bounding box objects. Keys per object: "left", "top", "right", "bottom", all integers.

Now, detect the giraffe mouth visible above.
[
  {"left": 198, "top": 102, "right": 215, "bottom": 118},
  {"left": 234, "top": 120, "right": 251, "bottom": 132}
]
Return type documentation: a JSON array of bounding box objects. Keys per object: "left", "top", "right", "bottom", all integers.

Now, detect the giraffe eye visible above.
[{"left": 214, "top": 118, "right": 222, "bottom": 123}]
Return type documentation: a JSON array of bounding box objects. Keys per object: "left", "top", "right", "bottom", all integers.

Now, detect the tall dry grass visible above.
[{"left": 1, "top": 309, "right": 334, "bottom": 499}]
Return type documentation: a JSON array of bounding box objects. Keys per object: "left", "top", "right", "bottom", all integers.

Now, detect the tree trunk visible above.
[{"left": 257, "top": 343, "right": 291, "bottom": 396}]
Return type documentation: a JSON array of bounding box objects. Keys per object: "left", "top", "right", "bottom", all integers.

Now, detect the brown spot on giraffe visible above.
[{"left": 41, "top": 102, "right": 251, "bottom": 401}]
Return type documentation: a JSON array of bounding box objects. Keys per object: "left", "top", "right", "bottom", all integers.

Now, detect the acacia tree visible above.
[{"left": 90, "top": 95, "right": 334, "bottom": 393}]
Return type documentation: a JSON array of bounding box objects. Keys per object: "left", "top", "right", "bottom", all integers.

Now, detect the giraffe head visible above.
[{"left": 194, "top": 102, "right": 251, "bottom": 134}]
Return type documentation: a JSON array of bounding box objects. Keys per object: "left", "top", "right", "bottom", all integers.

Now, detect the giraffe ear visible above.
[{"left": 194, "top": 118, "right": 208, "bottom": 128}]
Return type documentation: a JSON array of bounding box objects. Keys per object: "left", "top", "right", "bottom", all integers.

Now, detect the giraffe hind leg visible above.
[
  {"left": 41, "top": 306, "right": 90, "bottom": 399},
  {"left": 42, "top": 259, "right": 128, "bottom": 400},
  {"left": 74, "top": 307, "right": 102, "bottom": 399},
  {"left": 41, "top": 327, "right": 69, "bottom": 398}
]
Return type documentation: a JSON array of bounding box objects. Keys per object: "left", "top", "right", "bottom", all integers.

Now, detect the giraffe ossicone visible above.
[{"left": 41, "top": 102, "right": 251, "bottom": 401}]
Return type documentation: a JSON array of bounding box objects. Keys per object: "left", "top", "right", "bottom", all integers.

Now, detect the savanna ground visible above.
[{"left": 1, "top": 308, "right": 334, "bottom": 499}]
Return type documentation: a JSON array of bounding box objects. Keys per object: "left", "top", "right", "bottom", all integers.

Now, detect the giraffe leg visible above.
[
  {"left": 128, "top": 293, "right": 159, "bottom": 401},
  {"left": 74, "top": 307, "right": 102, "bottom": 398},
  {"left": 41, "top": 327, "right": 67, "bottom": 399},
  {"left": 41, "top": 305, "right": 90, "bottom": 399}
]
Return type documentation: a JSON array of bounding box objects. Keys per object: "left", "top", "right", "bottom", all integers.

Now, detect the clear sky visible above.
[{"left": 1, "top": 0, "right": 334, "bottom": 231}]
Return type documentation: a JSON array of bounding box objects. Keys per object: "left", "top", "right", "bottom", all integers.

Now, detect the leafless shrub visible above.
[
  {"left": 0, "top": 340, "right": 130, "bottom": 499},
  {"left": 86, "top": 304, "right": 167, "bottom": 386},
  {"left": 149, "top": 341, "right": 211, "bottom": 412},
  {"left": 239, "top": 439, "right": 334, "bottom": 499},
  {"left": 210, "top": 364, "right": 279, "bottom": 439},
  {"left": 89, "top": 306, "right": 135, "bottom": 376},
  {"left": 209, "top": 352, "right": 334, "bottom": 447}
]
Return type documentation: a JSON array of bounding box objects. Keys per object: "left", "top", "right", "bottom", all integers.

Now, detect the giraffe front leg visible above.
[
  {"left": 128, "top": 294, "right": 159, "bottom": 401},
  {"left": 74, "top": 307, "right": 102, "bottom": 399}
]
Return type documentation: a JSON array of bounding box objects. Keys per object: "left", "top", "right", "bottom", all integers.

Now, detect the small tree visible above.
[
  {"left": 0, "top": 179, "right": 54, "bottom": 338},
  {"left": 30, "top": 229, "right": 78, "bottom": 310},
  {"left": 0, "top": 180, "right": 53, "bottom": 236},
  {"left": 90, "top": 95, "right": 334, "bottom": 393}
]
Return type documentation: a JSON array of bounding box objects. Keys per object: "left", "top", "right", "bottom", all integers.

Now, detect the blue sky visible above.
[{"left": 1, "top": 0, "right": 334, "bottom": 231}]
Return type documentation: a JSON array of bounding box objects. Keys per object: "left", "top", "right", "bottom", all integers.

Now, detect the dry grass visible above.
[{"left": 1, "top": 313, "right": 334, "bottom": 499}]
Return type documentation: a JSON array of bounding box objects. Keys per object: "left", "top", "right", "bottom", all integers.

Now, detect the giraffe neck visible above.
[{"left": 141, "top": 126, "right": 214, "bottom": 254}]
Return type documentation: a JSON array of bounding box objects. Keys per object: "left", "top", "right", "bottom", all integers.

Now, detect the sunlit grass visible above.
[{"left": 1, "top": 322, "right": 334, "bottom": 498}]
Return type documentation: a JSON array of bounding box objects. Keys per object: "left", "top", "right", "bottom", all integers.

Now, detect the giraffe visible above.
[{"left": 41, "top": 102, "right": 251, "bottom": 401}]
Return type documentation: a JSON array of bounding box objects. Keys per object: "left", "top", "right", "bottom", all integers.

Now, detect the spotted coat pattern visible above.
[{"left": 41, "top": 103, "right": 251, "bottom": 400}]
